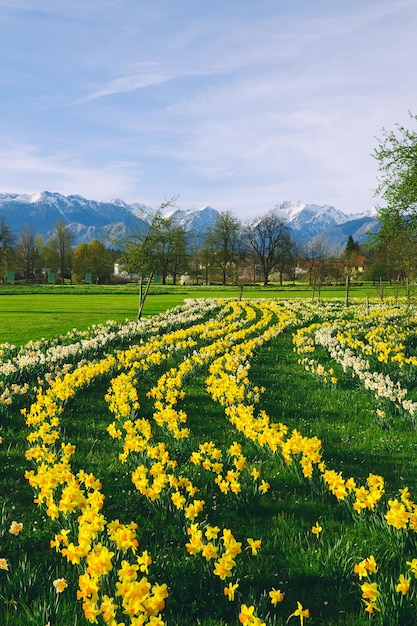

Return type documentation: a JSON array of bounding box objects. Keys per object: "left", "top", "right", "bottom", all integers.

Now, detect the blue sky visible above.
[{"left": 0, "top": 0, "right": 416, "bottom": 219}]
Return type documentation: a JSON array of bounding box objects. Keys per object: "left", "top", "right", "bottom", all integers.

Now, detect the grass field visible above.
[
  {"left": 1, "top": 294, "right": 417, "bottom": 625},
  {"left": 0, "top": 281, "right": 407, "bottom": 345}
]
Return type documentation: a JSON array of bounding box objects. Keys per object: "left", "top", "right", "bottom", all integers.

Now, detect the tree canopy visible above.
[
  {"left": 373, "top": 112, "right": 417, "bottom": 281},
  {"left": 373, "top": 111, "right": 417, "bottom": 217}
]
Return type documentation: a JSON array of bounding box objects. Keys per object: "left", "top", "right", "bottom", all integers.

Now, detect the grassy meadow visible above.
[
  {"left": 1, "top": 286, "right": 417, "bottom": 625},
  {"left": 0, "top": 280, "right": 403, "bottom": 345}
]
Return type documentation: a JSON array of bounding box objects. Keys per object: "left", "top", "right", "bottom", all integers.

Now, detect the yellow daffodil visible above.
[
  {"left": 269, "top": 587, "right": 284, "bottom": 605},
  {"left": 53, "top": 577, "right": 68, "bottom": 593},
  {"left": 223, "top": 581, "right": 239, "bottom": 601},
  {"left": 288, "top": 601, "right": 310, "bottom": 625}
]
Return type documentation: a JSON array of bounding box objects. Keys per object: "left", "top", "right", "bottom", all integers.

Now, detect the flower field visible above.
[{"left": 1, "top": 297, "right": 417, "bottom": 625}]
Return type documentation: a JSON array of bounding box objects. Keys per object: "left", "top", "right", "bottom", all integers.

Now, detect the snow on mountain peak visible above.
[
  {"left": 348, "top": 206, "right": 379, "bottom": 219},
  {"left": 273, "top": 200, "right": 348, "bottom": 225}
]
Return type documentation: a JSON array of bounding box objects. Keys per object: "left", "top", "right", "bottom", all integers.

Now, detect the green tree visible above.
[
  {"left": 73, "top": 239, "right": 114, "bottom": 284},
  {"left": 374, "top": 111, "right": 417, "bottom": 215},
  {"left": 120, "top": 199, "right": 178, "bottom": 318},
  {"left": 373, "top": 112, "right": 417, "bottom": 284},
  {"left": 199, "top": 228, "right": 217, "bottom": 284},
  {"left": 153, "top": 216, "right": 188, "bottom": 285},
  {"left": 343, "top": 235, "right": 360, "bottom": 259}
]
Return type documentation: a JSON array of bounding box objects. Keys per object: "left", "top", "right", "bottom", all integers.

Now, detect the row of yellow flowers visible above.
[
  {"left": 200, "top": 300, "right": 417, "bottom": 619},
  {"left": 293, "top": 299, "right": 417, "bottom": 422},
  {"left": 104, "top": 300, "right": 299, "bottom": 625},
  {"left": 20, "top": 300, "right": 281, "bottom": 624},
  {"left": 20, "top": 298, "right": 320, "bottom": 624},
  {"left": 20, "top": 301, "right": 240, "bottom": 624}
]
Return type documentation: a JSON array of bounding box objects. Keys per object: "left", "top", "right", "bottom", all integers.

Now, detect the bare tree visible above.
[
  {"left": 304, "top": 238, "right": 328, "bottom": 302},
  {"left": 0, "top": 215, "right": 15, "bottom": 278},
  {"left": 245, "top": 212, "right": 292, "bottom": 285},
  {"left": 16, "top": 224, "right": 36, "bottom": 282},
  {"left": 44, "top": 219, "right": 75, "bottom": 283},
  {"left": 207, "top": 211, "right": 241, "bottom": 285}
]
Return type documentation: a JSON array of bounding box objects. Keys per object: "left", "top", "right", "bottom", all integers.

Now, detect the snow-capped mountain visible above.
[
  {"left": 272, "top": 200, "right": 349, "bottom": 242},
  {"left": 309, "top": 215, "right": 380, "bottom": 255},
  {"left": 0, "top": 191, "right": 379, "bottom": 249},
  {"left": 0, "top": 191, "right": 149, "bottom": 245},
  {"left": 164, "top": 206, "right": 220, "bottom": 245}
]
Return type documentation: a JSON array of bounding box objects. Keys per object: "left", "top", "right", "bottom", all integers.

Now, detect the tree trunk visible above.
[{"left": 137, "top": 273, "right": 154, "bottom": 320}]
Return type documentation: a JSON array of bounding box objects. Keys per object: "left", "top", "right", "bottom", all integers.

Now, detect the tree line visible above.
[
  {"left": 0, "top": 204, "right": 370, "bottom": 290},
  {"left": 0, "top": 218, "right": 117, "bottom": 284}
]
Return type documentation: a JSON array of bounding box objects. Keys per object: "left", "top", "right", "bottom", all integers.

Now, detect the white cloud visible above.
[{"left": 0, "top": 138, "right": 141, "bottom": 201}]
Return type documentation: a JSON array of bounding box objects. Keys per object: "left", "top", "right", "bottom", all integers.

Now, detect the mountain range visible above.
[{"left": 0, "top": 191, "right": 379, "bottom": 254}]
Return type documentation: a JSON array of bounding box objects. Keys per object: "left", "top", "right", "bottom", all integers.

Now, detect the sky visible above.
[{"left": 0, "top": 0, "right": 416, "bottom": 220}]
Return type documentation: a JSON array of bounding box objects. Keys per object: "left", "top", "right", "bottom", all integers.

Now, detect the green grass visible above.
[{"left": 0, "top": 281, "right": 412, "bottom": 346}]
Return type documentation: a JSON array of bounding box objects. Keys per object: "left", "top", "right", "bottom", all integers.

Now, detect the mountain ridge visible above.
[{"left": 0, "top": 191, "right": 379, "bottom": 252}]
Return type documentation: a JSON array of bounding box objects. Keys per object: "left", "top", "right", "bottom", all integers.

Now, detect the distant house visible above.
[
  {"left": 113, "top": 260, "right": 140, "bottom": 280},
  {"left": 352, "top": 255, "right": 366, "bottom": 273},
  {"left": 180, "top": 274, "right": 191, "bottom": 285}
]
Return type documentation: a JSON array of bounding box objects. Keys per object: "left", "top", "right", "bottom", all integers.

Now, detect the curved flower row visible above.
[{"left": 0, "top": 298, "right": 222, "bottom": 407}]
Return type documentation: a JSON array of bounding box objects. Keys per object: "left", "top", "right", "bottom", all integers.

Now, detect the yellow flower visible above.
[
  {"left": 354, "top": 556, "right": 377, "bottom": 579},
  {"left": 53, "top": 578, "right": 68, "bottom": 593},
  {"left": 311, "top": 521, "right": 322, "bottom": 536},
  {"left": 269, "top": 587, "right": 284, "bottom": 605},
  {"left": 9, "top": 521, "right": 23, "bottom": 535},
  {"left": 201, "top": 542, "right": 218, "bottom": 561},
  {"left": 251, "top": 467, "right": 261, "bottom": 480},
  {"left": 407, "top": 558, "right": 417, "bottom": 576},
  {"left": 239, "top": 604, "right": 255, "bottom": 624},
  {"left": 213, "top": 556, "right": 234, "bottom": 580},
  {"left": 100, "top": 594, "right": 117, "bottom": 622},
  {"left": 247, "top": 538, "right": 262, "bottom": 555},
  {"left": 385, "top": 499, "right": 409, "bottom": 529},
  {"left": 137, "top": 550, "right": 152, "bottom": 574},
  {"left": 288, "top": 601, "right": 310, "bottom": 625},
  {"left": 360, "top": 581, "right": 380, "bottom": 601},
  {"left": 396, "top": 574, "right": 411, "bottom": 594},
  {"left": 0, "top": 558, "right": 9, "bottom": 570},
  {"left": 363, "top": 599, "right": 380, "bottom": 614},
  {"left": 205, "top": 525, "right": 220, "bottom": 540},
  {"left": 223, "top": 581, "right": 239, "bottom": 601},
  {"left": 118, "top": 559, "right": 139, "bottom": 582},
  {"left": 259, "top": 480, "right": 270, "bottom": 494}
]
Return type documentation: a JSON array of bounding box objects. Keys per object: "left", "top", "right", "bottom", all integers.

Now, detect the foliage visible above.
[
  {"left": 373, "top": 112, "right": 417, "bottom": 282},
  {"left": 373, "top": 111, "right": 417, "bottom": 215},
  {"left": 72, "top": 240, "right": 115, "bottom": 284}
]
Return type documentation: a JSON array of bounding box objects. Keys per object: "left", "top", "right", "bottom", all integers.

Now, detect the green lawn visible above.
[{"left": 0, "top": 281, "right": 405, "bottom": 345}]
